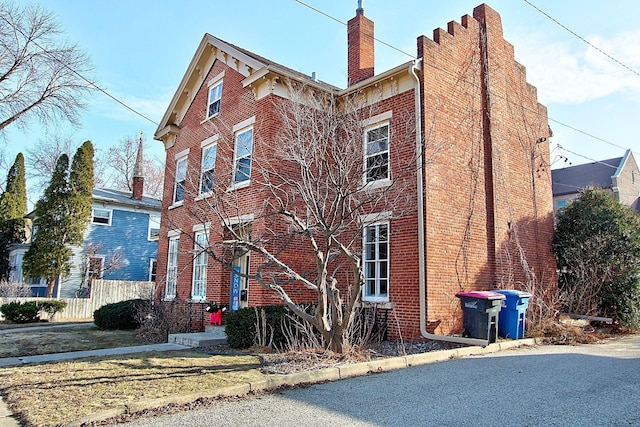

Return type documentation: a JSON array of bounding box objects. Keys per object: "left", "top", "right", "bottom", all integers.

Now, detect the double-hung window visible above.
[
  {"left": 173, "top": 156, "right": 187, "bottom": 204},
  {"left": 192, "top": 231, "right": 208, "bottom": 300},
  {"left": 365, "top": 123, "right": 389, "bottom": 182},
  {"left": 363, "top": 222, "right": 389, "bottom": 301},
  {"left": 91, "top": 208, "right": 111, "bottom": 225},
  {"left": 166, "top": 236, "right": 179, "bottom": 299},
  {"left": 200, "top": 143, "right": 217, "bottom": 195},
  {"left": 148, "top": 214, "right": 160, "bottom": 241},
  {"left": 207, "top": 81, "right": 223, "bottom": 118},
  {"left": 233, "top": 127, "right": 254, "bottom": 185}
]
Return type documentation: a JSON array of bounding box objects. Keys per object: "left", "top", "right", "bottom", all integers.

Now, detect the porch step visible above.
[{"left": 168, "top": 326, "right": 227, "bottom": 347}]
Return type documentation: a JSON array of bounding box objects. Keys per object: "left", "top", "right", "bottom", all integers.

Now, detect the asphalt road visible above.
[{"left": 115, "top": 335, "right": 640, "bottom": 427}]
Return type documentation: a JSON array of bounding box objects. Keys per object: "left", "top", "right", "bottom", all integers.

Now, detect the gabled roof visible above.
[
  {"left": 155, "top": 34, "right": 340, "bottom": 140},
  {"left": 551, "top": 156, "right": 622, "bottom": 196},
  {"left": 92, "top": 188, "right": 162, "bottom": 211}
]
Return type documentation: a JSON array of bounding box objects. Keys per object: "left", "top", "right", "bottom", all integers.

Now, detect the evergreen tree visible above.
[
  {"left": 68, "top": 141, "right": 94, "bottom": 244},
  {"left": 0, "top": 153, "right": 28, "bottom": 279},
  {"left": 22, "top": 155, "right": 74, "bottom": 297},
  {"left": 554, "top": 188, "right": 640, "bottom": 327}
]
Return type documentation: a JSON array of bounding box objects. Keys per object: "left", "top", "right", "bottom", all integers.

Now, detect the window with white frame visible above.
[
  {"left": 91, "top": 208, "right": 111, "bottom": 225},
  {"left": 148, "top": 214, "right": 160, "bottom": 240},
  {"left": 199, "top": 143, "right": 217, "bottom": 195},
  {"left": 207, "top": 81, "right": 223, "bottom": 118},
  {"left": 166, "top": 236, "right": 179, "bottom": 299},
  {"left": 149, "top": 258, "right": 157, "bottom": 282},
  {"left": 88, "top": 256, "right": 104, "bottom": 280},
  {"left": 191, "top": 231, "right": 208, "bottom": 300},
  {"left": 365, "top": 123, "right": 389, "bottom": 182},
  {"left": 362, "top": 222, "right": 389, "bottom": 301},
  {"left": 233, "top": 127, "right": 253, "bottom": 185},
  {"left": 173, "top": 156, "right": 187, "bottom": 204}
]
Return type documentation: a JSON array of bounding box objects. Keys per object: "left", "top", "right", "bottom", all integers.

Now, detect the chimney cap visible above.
[{"left": 356, "top": 0, "right": 363, "bottom": 14}]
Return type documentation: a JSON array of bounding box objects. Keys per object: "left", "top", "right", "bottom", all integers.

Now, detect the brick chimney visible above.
[
  {"left": 347, "top": 0, "right": 374, "bottom": 86},
  {"left": 132, "top": 135, "right": 144, "bottom": 200}
]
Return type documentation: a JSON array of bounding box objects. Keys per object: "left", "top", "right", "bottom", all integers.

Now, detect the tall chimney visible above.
[
  {"left": 132, "top": 134, "right": 144, "bottom": 201},
  {"left": 347, "top": 0, "right": 374, "bottom": 86}
]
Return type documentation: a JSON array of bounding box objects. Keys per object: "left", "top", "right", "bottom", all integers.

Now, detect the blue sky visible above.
[{"left": 4, "top": 0, "right": 640, "bottom": 183}]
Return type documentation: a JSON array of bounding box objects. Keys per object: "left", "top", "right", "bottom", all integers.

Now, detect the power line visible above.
[
  {"left": 0, "top": 13, "right": 159, "bottom": 127},
  {"left": 522, "top": 0, "right": 640, "bottom": 78},
  {"left": 292, "top": 0, "right": 638, "bottom": 160},
  {"left": 556, "top": 144, "right": 620, "bottom": 170}
]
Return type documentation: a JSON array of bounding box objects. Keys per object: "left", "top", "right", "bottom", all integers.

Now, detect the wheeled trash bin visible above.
[
  {"left": 455, "top": 291, "right": 506, "bottom": 343},
  {"left": 494, "top": 289, "right": 532, "bottom": 339}
]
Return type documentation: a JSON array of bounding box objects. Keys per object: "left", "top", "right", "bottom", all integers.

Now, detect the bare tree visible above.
[
  {"left": 76, "top": 242, "right": 126, "bottom": 297},
  {"left": 173, "top": 84, "right": 418, "bottom": 353},
  {"left": 106, "top": 132, "right": 164, "bottom": 199},
  {"left": 25, "top": 135, "right": 109, "bottom": 193},
  {"left": 0, "top": 2, "right": 94, "bottom": 134}
]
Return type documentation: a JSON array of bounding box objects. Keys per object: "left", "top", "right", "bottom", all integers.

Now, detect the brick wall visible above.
[{"left": 156, "top": 3, "right": 557, "bottom": 340}]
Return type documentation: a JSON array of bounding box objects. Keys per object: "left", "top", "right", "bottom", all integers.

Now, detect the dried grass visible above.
[{"left": 0, "top": 351, "right": 264, "bottom": 427}]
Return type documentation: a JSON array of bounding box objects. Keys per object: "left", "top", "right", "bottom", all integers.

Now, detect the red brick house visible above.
[{"left": 154, "top": 3, "right": 556, "bottom": 341}]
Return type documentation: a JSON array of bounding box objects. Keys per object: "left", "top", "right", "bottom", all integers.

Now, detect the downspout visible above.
[{"left": 409, "top": 60, "right": 489, "bottom": 347}]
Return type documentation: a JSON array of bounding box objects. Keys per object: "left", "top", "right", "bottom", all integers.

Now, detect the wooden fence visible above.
[{"left": 0, "top": 279, "right": 155, "bottom": 321}]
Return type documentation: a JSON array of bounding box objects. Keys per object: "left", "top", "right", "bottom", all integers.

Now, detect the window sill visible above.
[
  {"left": 359, "top": 300, "right": 392, "bottom": 309},
  {"left": 194, "top": 192, "right": 213, "bottom": 201},
  {"left": 228, "top": 181, "right": 251, "bottom": 191},
  {"left": 363, "top": 179, "right": 392, "bottom": 191},
  {"left": 163, "top": 296, "right": 176, "bottom": 302},
  {"left": 201, "top": 113, "right": 220, "bottom": 125},
  {"left": 168, "top": 201, "right": 184, "bottom": 210}
]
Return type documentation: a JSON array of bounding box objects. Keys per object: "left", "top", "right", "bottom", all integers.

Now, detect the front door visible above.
[{"left": 231, "top": 253, "right": 250, "bottom": 310}]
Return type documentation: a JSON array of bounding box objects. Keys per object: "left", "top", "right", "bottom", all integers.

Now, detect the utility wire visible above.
[
  {"left": 522, "top": 0, "right": 640, "bottom": 78},
  {"left": 293, "top": 0, "right": 639, "bottom": 160},
  {"left": 556, "top": 144, "right": 620, "bottom": 170},
  {"left": 0, "top": 14, "right": 159, "bottom": 126}
]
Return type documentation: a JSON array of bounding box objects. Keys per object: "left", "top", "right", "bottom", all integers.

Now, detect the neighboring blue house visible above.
[{"left": 8, "top": 143, "right": 162, "bottom": 297}]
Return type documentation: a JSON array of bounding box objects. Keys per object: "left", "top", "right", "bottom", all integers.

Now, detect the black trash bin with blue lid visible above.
[
  {"left": 494, "top": 289, "right": 532, "bottom": 339},
  {"left": 455, "top": 291, "right": 505, "bottom": 343}
]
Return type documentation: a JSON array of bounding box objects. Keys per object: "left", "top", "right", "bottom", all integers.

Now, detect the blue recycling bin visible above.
[
  {"left": 455, "top": 291, "right": 506, "bottom": 343},
  {"left": 494, "top": 289, "right": 532, "bottom": 339}
]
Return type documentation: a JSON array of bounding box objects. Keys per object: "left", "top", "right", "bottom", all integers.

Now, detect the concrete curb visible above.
[{"left": 66, "top": 338, "right": 538, "bottom": 426}]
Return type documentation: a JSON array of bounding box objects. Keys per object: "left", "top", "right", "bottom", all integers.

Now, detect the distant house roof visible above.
[
  {"left": 92, "top": 188, "right": 162, "bottom": 211},
  {"left": 551, "top": 157, "right": 622, "bottom": 197}
]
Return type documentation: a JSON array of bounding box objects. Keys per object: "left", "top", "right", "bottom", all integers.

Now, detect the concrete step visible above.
[{"left": 168, "top": 326, "right": 227, "bottom": 347}]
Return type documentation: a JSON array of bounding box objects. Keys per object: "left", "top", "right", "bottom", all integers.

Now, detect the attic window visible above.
[
  {"left": 91, "top": 209, "right": 111, "bottom": 225},
  {"left": 207, "top": 81, "right": 223, "bottom": 118}
]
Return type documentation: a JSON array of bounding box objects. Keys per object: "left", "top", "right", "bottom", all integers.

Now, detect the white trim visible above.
[
  {"left": 363, "top": 121, "right": 391, "bottom": 184},
  {"left": 360, "top": 211, "right": 393, "bottom": 224},
  {"left": 148, "top": 213, "right": 161, "bottom": 241},
  {"left": 167, "top": 229, "right": 182, "bottom": 238},
  {"left": 193, "top": 222, "right": 211, "bottom": 232},
  {"left": 232, "top": 116, "right": 256, "bottom": 132},
  {"left": 362, "top": 221, "right": 390, "bottom": 303},
  {"left": 174, "top": 148, "right": 190, "bottom": 160},
  {"left": 362, "top": 110, "right": 393, "bottom": 128},
  {"left": 201, "top": 134, "right": 220, "bottom": 147},
  {"left": 149, "top": 258, "right": 157, "bottom": 282},
  {"left": 208, "top": 71, "right": 225, "bottom": 87},
  {"left": 224, "top": 214, "right": 255, "bottom": 226},
  {"left": 91, "top": 208, "right": 112, "bottom": 226}
]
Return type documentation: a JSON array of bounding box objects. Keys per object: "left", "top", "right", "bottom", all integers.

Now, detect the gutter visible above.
[{"left": 409, "top": 60, "right": 489, "bottom": 347}]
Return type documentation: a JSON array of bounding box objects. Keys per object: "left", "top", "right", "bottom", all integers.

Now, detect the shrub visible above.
[
  {"left": 135, "top": 298, "right": 191, "bottom": 343},
  {"left": 36, "top": 300, "right": 67, "bottom": 320},
  {"left": 94, "top": 299, "right": 150, "bottom": 330},
  {"left": 225, "top": 305, "right": 290, "bottom": 349},
  {"left": 554, "top": 188, "right": 640, "bottom": 327},
  {"left": 0, "top": 301, "right": 40, "bottom": 323}
]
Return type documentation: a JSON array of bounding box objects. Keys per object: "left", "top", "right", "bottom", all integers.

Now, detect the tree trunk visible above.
[
  {"left": 46, "top": 277, "right": 56, "bottom": 298},
  {"left": 327, "top": 327, "right": 345, "bottom": 353}
]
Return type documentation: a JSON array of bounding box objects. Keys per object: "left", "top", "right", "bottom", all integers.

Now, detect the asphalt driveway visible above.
[{"left": 114, "top": 335, "right": 640, "bottom": 426}]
